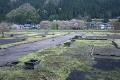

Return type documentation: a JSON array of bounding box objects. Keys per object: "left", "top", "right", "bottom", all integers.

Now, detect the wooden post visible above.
[
  {"left": 91, "top": 45, "right": 95, "bottom": 55},
  {"left": 2, "top": 32, "right": 4, "bottom": 38}
]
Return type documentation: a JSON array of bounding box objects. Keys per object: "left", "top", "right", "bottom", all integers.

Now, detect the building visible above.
[
  {"left": 23, "top": 24, "right": 35, "bottom": 29},
  {"left": 85, "top": 22, "right": 95, "bottom": 29}
]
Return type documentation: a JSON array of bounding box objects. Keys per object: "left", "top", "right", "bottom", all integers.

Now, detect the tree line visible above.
[{"left": 0, "top": 0, "right": 120, "bottom": 24}]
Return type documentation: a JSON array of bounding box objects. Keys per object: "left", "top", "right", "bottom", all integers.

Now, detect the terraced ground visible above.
[
  {"left": 0, "top": 31, "right": 120, "bottom": 80},
  {"left": 0, "top": 32, "right": 85, "bottom": 66},
  {"left": 0, "top": 31, "right": 71, "bottom": 49}
]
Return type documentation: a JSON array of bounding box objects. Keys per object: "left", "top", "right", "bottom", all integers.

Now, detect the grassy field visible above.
[
  {"left": 0, "top": 31, "right": 120, "bottom": 80},
  {"left": 114, "top": 39, "right": 120, "bottom": 47},
  {"left": 0, "top": 43, "right": 93, "bottom": 80}
]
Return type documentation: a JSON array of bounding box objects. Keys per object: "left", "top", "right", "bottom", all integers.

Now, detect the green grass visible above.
[
  {"left": 82, "top": 32, "right": 111, "bottom": 38},
  {"left": 0, "top": 40, "right": 120, "bottom": 80},
  {"left": 114, "top": 39, "right": 120, "bottom": 47},
  {"left": 75, "top": 40, "right": 112, "bottom": 46},
  {"left": 0, "top": 43, "right": 93, "bottom": 80}
]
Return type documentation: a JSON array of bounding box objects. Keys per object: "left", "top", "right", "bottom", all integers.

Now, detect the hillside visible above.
[{"left": 0, "top": 0, "right": 120, "bottom": 24}]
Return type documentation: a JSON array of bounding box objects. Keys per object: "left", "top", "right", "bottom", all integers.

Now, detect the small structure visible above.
[
  {"left": 100, "top": 25, "right": 105, "bottom": 29},
  {"left": 85, "top": 22, "right": 95, "bottom": 29},
  {"left": 42, "top": 34, "right": 46, "bottom": 37},
  {"left": 64, "top": 40, "right": 76, "bottom": 47},
  {"left": 23, "top": 24, "right": 35, "bottom": 29},
  {"left": 96, "top": 22, "right": 103, "bottom": 25},
  {"left": 71, "top": 39, "right": 76, "bottom": 43},
  {"left": 74, "top": 36, "right": 82, "bottom": 39},
  {"left": 74, "top": 36, "right": 79, "bottom": 39},
  {"left": 24, "top": 59, "right": 41, "bottom": 69},
  {"left": 64, "top": 42, "right": 71, "bottom": 47}
]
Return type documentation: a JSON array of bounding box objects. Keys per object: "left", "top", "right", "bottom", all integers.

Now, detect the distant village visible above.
[{"left": 9, "top": 19, "right": 114, "bottom": 30}]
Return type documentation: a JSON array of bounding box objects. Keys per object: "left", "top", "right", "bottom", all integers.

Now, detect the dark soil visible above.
[
  {"left": 93, "top": 46, "right": 120, "bottom": 56},
  {"left": 35, "top": 33, "right": 54, "bottom": 37},
  {"left": 46, "top": 33, "right": 54, "bottom": 35},
  {"left": 5, "top": 34, "right": 24, "bottom": 36},
  {"left": 66, "top": 70, "right": 90, "bottom": 80},
  {"left": 4, "top": 61, "right": 19, "bottom": 67},
  {"left": 93, "top": 57, "right": 120, "bottom": 70},
  {"left": 22, "top": 33, "right": 50, "bottom": 37},
  {"left": 22, "top": 36, "right": 34, "bottom": 38},
  {"left": 66, "top": 57, "right": 120, "bottom": 80},
  {"left": 34, "top": 34, "right": 45, "bottom": 36},
  {"left": 0, "top": 39, "right": 23, "bottom": 45}
]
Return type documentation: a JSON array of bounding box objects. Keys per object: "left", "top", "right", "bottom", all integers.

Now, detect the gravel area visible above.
[{"left": 66, "top": 70, "right": 90, "bottom": 80}]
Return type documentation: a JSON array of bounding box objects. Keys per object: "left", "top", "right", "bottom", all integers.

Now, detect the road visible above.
[{"left": 0, "top": 32, "right": 86, "bottom": 66}]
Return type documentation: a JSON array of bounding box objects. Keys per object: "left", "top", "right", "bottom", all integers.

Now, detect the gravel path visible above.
[{"left": 0, "top": 32, "right": 86, "bottom": 66}]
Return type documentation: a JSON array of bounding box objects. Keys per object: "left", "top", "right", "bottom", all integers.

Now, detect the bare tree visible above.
[{"left": 0, "top": 25, "right": 10, "bottom": 37}]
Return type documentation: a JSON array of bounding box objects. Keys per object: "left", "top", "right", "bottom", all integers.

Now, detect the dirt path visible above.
[{"left": 0, "top": 32, "right": 86, "bottom": 66}]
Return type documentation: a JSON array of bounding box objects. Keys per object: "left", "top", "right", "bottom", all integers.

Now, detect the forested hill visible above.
[{"left": 0, "top": 0, "right": 120, "bottom": 24}]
